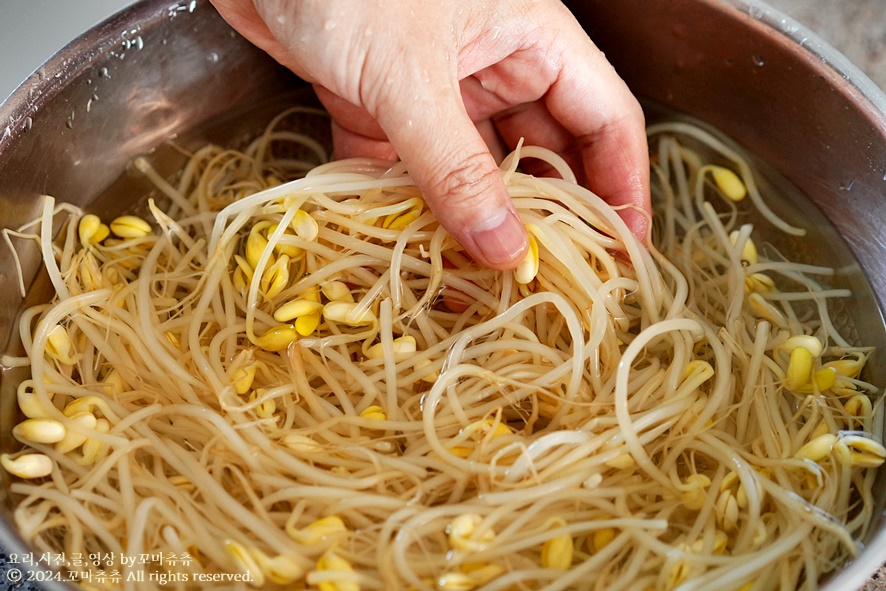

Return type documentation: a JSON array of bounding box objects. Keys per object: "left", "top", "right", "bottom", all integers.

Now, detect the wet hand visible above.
[{"left": 211, "top": 0, "right": 651, "bottom": 268}]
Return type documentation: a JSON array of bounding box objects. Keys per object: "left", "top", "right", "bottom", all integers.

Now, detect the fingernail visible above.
[{"left": 468, "top": 209, "right": 527, "bottom": 269}]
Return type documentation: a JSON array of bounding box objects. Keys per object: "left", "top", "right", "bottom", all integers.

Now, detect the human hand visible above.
[{"left": 210, "top": 0, "right": 650, "bottom": 269}]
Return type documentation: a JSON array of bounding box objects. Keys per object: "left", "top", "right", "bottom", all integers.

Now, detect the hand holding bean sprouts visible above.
[{"left": 209, "top": 0, "right": 651, "bottom": 269}]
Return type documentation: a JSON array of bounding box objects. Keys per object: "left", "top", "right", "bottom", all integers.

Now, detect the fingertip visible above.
[
  {"left": 367, "top": 64, "right": 528, "bottom": 269},
  {"left": 619, "top": 206, "right": 651, "bottom": 246},
  {"left": 462, "top": 207, "right": 528, "bottom": 270},
  {"left": 381, "top": 108, "right": 528, "bottom": 269},
  {"left": 414, "top": 147, "right": 528, "bottom": 270}
]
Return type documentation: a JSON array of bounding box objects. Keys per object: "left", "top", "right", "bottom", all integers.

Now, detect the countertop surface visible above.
[{"left": 0, "top": 1, "right": 885, "bottom": 590}]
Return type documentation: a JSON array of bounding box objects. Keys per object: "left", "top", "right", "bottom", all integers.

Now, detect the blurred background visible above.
[
  {"left": 768, "top": 0, "right": 885, "bottom": 88},
  {"left": 0, "top": 0, "right": 135, "bottom": 103}
]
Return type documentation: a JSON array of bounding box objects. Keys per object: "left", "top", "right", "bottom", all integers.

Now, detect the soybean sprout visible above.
[{"left": 1, "top": 108, "right": 881, "bottom": 591}]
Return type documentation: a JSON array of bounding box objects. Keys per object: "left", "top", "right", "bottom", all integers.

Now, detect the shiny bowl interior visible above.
[{"left": 1, "top": 0, "right": 886, "bottom": 589}]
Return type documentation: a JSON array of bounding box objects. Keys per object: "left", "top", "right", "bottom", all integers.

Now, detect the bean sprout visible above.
[{"left": 1, "top": 108, "right": 881, "bottom": 591}]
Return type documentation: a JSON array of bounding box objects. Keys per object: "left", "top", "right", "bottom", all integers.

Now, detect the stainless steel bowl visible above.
[{"left": 1, "top": 0, "right": 885, "bottom": 588}]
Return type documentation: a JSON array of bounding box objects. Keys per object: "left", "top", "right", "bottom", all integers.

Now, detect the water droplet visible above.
[
  {"left": 324, "top": 19, "right": 336, "bottom": 31},
  {"left": 207, "top": 52, "right": 219, "bottom": 63},
  {"left": 276, "top": 15, "right": 286, "bottom": 25},
  {"left": 99, "top": 67, "right": 110, "bottom": 78},
  {"left": 753, "top": 55, "right": 765, "bottom": 67},
  {"left": 22, "top": 117, "right": 32, "bottom": 131}
]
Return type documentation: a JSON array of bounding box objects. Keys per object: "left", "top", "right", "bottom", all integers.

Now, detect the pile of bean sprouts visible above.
[{"left": 1, "top": 108, "right": 883, "bottom": 591}]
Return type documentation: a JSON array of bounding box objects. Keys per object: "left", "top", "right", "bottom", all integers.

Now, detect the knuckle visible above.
[
  {"left": 356, "top": 48, "right": 405, "bottom": 116},
  {"left": 575, "top": 106, "right": 644, "bottom": 154},
  {"left": 424, "top": 151, "right": 502, "bottom": 213}
]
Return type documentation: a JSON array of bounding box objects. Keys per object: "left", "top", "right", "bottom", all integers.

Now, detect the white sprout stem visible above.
[{"left": 2, "top": 111, "right": 876, "bottom": 591}]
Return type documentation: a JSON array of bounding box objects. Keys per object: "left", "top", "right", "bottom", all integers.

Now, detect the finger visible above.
[
  {"left": 492, "top": 100, "right": 585, "bottom": 182},
  {"left": 330, "top": 121, "right": 398, "bottom": 161},
  {"left": 210, "top": 0, "right": 314, "bottom": 82},
  {"left": 495, "top": 100, "right": 652, "bottom": 240},
  {"left": 459, "top": 37, "right": 650, "bottom": 242},
  {"left": 460, "top": 67, "right": 579, "bottom": 176},
  {"left": 456, "top": 77, "right": 513, "bottom": 164},
  {"left": 373, "top": 79, "right": 528, "bottom": 270},
  {"left": 313, "top": 86, "right": 398, "bottom": 160},
  {"left": 318, "top": 84, "right": 504, "bottom": 165},
  {"left": 314, "top": 85, "right": 388, "bottom": 143},
  {"left": 475, "top": 118, "right": 508, "bottom": 164},
  {"left": 542, "top": 20, "right": 651, "bottom": 241}
]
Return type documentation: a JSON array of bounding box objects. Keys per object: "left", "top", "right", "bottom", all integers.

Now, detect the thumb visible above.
[{"left": 374, "top": 84, "right": 528, "bottom": 270}]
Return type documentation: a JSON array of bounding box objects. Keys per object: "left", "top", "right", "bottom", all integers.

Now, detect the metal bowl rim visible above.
[{"left": 1, "top": 1, "right": 885, "bottom": 589}]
